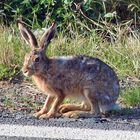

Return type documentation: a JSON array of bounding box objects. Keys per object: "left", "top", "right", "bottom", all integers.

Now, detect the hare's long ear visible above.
[
  {"left": 17, "top": 19, "right": 38, "bottom": 49},
  {"left": 40, "top": 22, "right": 56, "bottom": 51}
]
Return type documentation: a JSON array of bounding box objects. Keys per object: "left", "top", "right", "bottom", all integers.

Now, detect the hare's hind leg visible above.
[
  {"left": 59, "top": 101, "right": 90, "bottom": 114},
  {"left": 61, "top": 102, "right": 90, "bottom": 118},
  {"left": 62, "top": 89, "right": 101, "bottom": 118},
  {"left": 83, "top": 89, "right": 101, "bottom": 116}
]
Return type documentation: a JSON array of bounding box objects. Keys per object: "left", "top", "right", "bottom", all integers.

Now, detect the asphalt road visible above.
[{"left": 0, "top": 112, "right": 140, "bottom": 140}]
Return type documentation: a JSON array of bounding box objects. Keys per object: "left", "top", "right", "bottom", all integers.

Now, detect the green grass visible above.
[
  {"left": 121, "top": 86, "right": 140, "bottom": 107},
  {"left": 1, "top": 25, "right": 140, "bottom": 107}
]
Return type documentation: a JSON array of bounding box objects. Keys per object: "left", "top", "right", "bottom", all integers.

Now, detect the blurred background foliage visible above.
[{"left": 1, "top": 0, "right": 140, "bottom": 35}]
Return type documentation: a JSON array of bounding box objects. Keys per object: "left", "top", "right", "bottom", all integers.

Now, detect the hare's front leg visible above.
[
  {"left": 33, "top": 95, "right": 54, "bottom": 118},
  {"left": 39, "top": 93, "right": 65, "bottom": 119}
]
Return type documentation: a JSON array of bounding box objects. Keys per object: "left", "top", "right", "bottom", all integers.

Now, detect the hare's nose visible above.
[
  {"left": 22, "top": 68, "right": 28, "bottom": 74},
  {"left": 23, "top": 70, "right": 28, "bottom": 73}
]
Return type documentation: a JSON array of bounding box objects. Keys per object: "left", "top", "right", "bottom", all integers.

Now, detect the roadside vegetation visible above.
[{"left": 1, "top": 0, "right": 140, "bottom": 108}]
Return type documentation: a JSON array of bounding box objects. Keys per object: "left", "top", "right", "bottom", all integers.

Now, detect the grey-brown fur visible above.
[{"left": 17, "top": 19, "right": 120, "bottom": 119}]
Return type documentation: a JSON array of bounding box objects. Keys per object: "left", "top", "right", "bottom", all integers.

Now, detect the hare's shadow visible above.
[
  {"left": 77, "top": 108, "right": 140, "bottom": 120},
  {"left": 108, "top": 107, "right": 140, "bottom": 119}
]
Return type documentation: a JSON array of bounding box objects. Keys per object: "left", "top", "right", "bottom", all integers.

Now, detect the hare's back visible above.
[
  {"left": 56, "top": 55, "right": 119, "bottom": 86},
  {"left": 57, "top": 55, "right": 116, "bottom": 76}
]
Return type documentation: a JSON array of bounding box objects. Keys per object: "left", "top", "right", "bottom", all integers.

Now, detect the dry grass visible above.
[
  {"left": 0, "top": 26, "right": 27, "bottom": 67},
  {"left": 1, "top": 26, "right": 140, "bottom": 78}
]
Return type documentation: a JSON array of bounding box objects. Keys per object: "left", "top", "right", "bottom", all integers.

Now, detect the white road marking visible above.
[{"left": 0, "top": 124, "right": 139, "bottom": 140}]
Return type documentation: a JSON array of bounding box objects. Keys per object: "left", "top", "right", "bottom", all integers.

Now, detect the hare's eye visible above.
[{"left": 34, "top": 57, "right": 40, "bottom": 63}]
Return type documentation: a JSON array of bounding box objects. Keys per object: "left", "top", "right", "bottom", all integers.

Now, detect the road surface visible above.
[{"left": 0, "top": 112, "right": 140, "bottom": 140}]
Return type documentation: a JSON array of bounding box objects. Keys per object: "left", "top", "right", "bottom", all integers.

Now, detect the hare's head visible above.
[{"left": 17, "top": 20, "right": 56, "bottom": 76}]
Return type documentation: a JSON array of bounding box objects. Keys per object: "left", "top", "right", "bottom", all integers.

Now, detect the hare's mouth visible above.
[
  {"left": 23, "top": 69, "right": 34, "bottom": 77},
  {"left": 23, "top": 71, "right": 31, "bottom": 77},
  {"left": 22, "top": 67, "right": 40, "bottom": 76}
]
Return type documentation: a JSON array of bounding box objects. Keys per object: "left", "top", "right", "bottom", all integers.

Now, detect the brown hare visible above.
[{"left": 17, "top": 19, "right": 120, "bottom": 119}]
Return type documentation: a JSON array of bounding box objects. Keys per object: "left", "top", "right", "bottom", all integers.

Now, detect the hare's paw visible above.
[
  {"left": 62, "top": 111, "right": 80, "bottom": 119},
  {"left": 33, "top": 109, "right": 47, "bottom": 118},
  {"left": 39, "top": 111, "right": 60, "bottom": 119},
  {"left": 63, "top": 111, "right": 101, "bottom": 119},
  {"left": 33, "top": 112, "right": 42, "bottom": 118},
  {"left": 39, "top": 113, "right": 50, "bottom": 119},
  {"left": 59, "top": 104, "right": 70, "bottom": 113}
]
